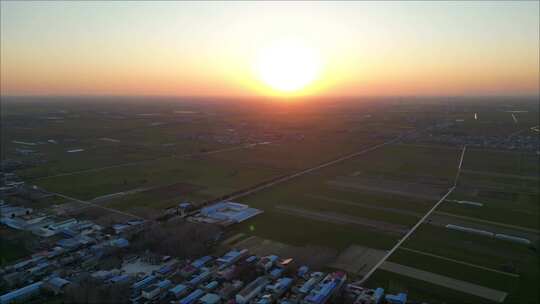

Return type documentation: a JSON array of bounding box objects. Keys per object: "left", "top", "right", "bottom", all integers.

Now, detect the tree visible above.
[
  {"left": 130, "top": 219, "right": 221, "bottom": 259},
  {"left": 64, "top": 278, "right": 130, "bottom": 304}
]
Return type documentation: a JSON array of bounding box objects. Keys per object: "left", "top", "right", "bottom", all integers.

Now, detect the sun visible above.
[{"left": 254, "top": 40, "right": 322, "bottom": 94}]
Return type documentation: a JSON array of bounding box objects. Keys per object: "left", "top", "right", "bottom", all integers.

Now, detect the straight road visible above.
[
  {"left": 224, "top": 138, "right": 400, "bottom": 202},
  {"left": 358, "top": 186, "right": 456, "bottom": 284},
  {"left": 453, "top": 145, "right": 467, "bottom": 186},
  {"left": 30, "top": 143, "right": 263, "bottom": 181},
  {"left": 49, "top": 138, "right": 400, "bottom": 220},
  {"left": 53, "top": 192, "right": 144, "bottom": 220},
  {"left": 359, "top": 145, "right": 466, "bottom": 284}
]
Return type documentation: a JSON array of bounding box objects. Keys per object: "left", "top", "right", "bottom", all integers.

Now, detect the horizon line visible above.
[{"left": 2, "top": 93, "right": 539, "bottom": 100}]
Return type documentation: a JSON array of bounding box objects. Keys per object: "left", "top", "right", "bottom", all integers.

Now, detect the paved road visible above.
[
  {"left": 224, "top": 139, "right": 400, "bottom": 202},
  {"left": 48, "top": 138, "right": 400, "bottom": 221},
  {"left": 359, "top": 145, "right": 466, "bottom": 284},
  {"left": 358, "top": 186, "right": 456, "bottom": 284},
  {"left": 511, "top": 113, "right": 518, "bottom": 124},
  {"left": 454, "top": 145, "right": 467, "bottom": 185}
]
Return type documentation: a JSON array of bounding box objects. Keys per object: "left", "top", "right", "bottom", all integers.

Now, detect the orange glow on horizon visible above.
[{"left": 1, "top": 2, "right": 538, "bottom": 97}]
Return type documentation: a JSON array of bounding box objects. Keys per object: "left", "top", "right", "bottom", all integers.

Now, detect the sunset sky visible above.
[{"left": 1, "top": 1, "right": 539, "bottom": 97}]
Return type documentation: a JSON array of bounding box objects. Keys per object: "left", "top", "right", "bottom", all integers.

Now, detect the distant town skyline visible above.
[{"left": 1, "top": 1, "right": 539, "bottom": 97}]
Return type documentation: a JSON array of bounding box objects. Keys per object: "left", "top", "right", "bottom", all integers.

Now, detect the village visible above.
[{"left": 1, "top": 182, "right": 407, "bottom": 304}]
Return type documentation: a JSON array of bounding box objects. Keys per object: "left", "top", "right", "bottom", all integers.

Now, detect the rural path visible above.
[
  {"left": 30, "top": 143, "right": 263, "bottom": 181},
  {"left": 358, "top": 145, "right": 466, "bottom": 284},
  {"left": 306, "top": 193, "right": 538, "bottom": 238},
  {"left": 511, "top": 113, "right": 518, "bottom": 124},
  {"left": 275, "top": 205, "right": 408, "bottom": 235},
  {"left": 461, "top": 169, "right": 539, "bottom": 181},
  {"left": 53, "top": 192, "right": 144, "bottom": 220},
  {"left": 380, "top": 261, "right": 508, "bottom": 303},
  {"left": 398, "top": 247, "right": 519, "bottom": 278},
  {"left": 224, "top": 138, "right": 401, "bottom": 202},
  {"left": 305, "top": 194, "right": 423, "bottom": 218},
  {"left": 432, "top": 211, "right": 540, "bottom": 235}
]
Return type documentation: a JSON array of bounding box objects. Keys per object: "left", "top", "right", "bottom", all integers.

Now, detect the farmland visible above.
[{"left": 1, "top": 96, "right": 538, "bottom": 303}]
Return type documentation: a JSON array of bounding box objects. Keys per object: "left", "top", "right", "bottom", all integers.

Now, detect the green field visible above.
[
  {"left": 0, "top": 229, "right": 34, "bottom": 266},
  {"left": 35, "top": 155, "right": 284, "bottom": 202},
  {"left": 2, "top": 98, "right": 538, "bottom": 303},
  {"left": 230, "top": 144, "right": 462, "bottom": 255}
]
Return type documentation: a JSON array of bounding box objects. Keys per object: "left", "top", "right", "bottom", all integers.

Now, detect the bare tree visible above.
[{"left": 130, "top": 220, "right": 221, "bottom": 259}]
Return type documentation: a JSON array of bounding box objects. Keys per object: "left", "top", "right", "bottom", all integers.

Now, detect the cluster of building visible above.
[
  {"left": 0, "top": 242, "right": 407, "bottom": 304},
  {"left": 0, "top": 171, "right": 53, "bottom": 202},
  {"left": 0, "top": 202, "right": 102, "bottom": 239},
  {"left": 408, "top": 133, "right": 539, "bottom": 152},
  {"left": 403, "top": 122, "right": 539, "bottom": 152},
  {"left": 0, "top": 232, "right": 130, "bottom": 304},
  {"left": 0, "top": 210, "right": 132, "bottom": 304},
  {"left": 1, "top": 173, "right": 410, "bottom": 304},
  {"left": 56, "top": 248, "right": 409, "bottom": 304}
]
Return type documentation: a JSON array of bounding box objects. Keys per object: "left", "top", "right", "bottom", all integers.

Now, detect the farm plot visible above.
[
  {"left": 206, "top": 136, "right": 382, "bottom": 172},
  {"left": 440, "top": 148, "right": 539, "bottom": 231},
  {"left": 233, "top": 144, "right": 462, "bottom": 252},
  {"left": 34, "top": 156, "right": 284, "bottom": 202},
  {"left": 462, "top": 149, "right": 539, "bottom": 177},
  {"left": 388, "top": 224, "right": 539, "bottom": 303},
  {"left": 320, "top": 143, "right": 461, "bottom": 185},
  {"left": 328, "top": 245, "right": 386, "bottom": 276}
]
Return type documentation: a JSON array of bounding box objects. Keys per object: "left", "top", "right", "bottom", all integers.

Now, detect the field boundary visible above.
[
  {"left": 434, "top": 211, "right": 540, "bottom": 234},
  {"left": 398, "top": 247, "right": 520, "bottom": 278},
  {"left": 53, "top": 192, "right": 144, "bottom": 220},
  {"left": 380, "top": 261, "right": 508, "bottom": 303},
  {"left": 359, "top": 145, "right": 466, "bottom": 284}
]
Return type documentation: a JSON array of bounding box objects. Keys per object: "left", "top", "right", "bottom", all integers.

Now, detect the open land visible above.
[{"left": 1, "top": 96, "right": 538, "bottom": 303}]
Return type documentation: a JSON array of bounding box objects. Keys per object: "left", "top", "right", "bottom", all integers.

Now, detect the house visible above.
[
  {"left": 109, "top": 274, "right": 131, "bottom": 284},
  {"left": 109, "top": 238, "right": 129, "bottom": 248},
  {"left": 179, "top": 289, "right": 204, "bottom": 304},
  {"left": 0, "top": 281, "right": 43, "bottom": 304},
  {"left": 188, "top": 270, "right": 212, "bottom": 286},
  {"left": 131, "top": 275, "right": 156, "bottom": 292},
  {"left": 0, "top": 206, "right": 32, "bottom": 218},
  {"left": 169, "top": 283, "right": 189, "bottom": 299},
  {"left": 191, "top": 256, "right": 212, "bottom": 269},
  {"left": 141, "top": 280, "right": 171, "bottom": 300},
  {"left": 258, "top": 255, "right": 278, "bottom": 271},
  {"left": 199, "top": 293, "right": 221, "bottom": 304},
  {"left": 236, "top": 276, "right": 270, "bottom": 304},
  {"left": 385, "top": 292, "right": 407, "bottom": 304},
  {"left": 303, "top": 272, "right": 347, "bottom": 304},
  {"left": 217, "top": 249, "right": 248, "bottom": 268},
  {"left": 43, "top": 277, "right": 70, "bottom": 294}
]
